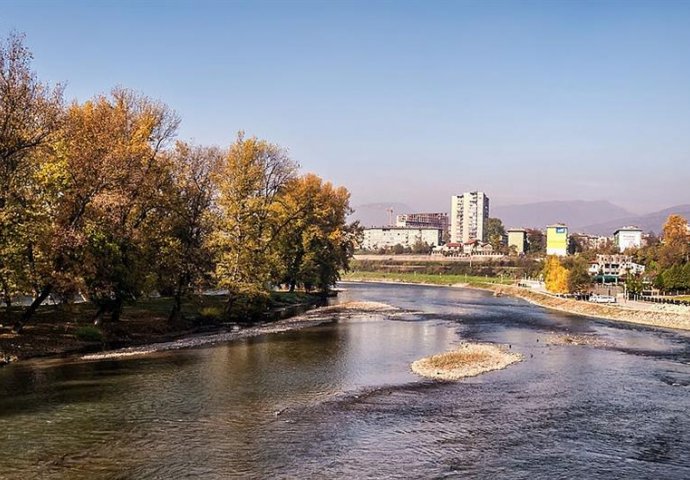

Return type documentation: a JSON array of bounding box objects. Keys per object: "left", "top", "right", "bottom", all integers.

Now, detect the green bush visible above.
[
  {"left": 75, "top": 325, "right": 104, "bottom": 342},
  {"left": 226, "top": 284, "right": 271, "bottom": 322}
]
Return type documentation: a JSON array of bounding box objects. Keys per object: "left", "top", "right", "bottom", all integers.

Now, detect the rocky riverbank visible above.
[
  {"left": 82, "top": 301, "right": 398, "bottom": 360},
  {"left": 345, "top": 278, "right": 690, "bottom": 332},
  {"left": 484, "top": 284, "right": 690, "bottom": 332},
  {"left": 0, "top": 301, "right": 397, "bottom": 365},
  {"left": 411, "top": 343, "right": 522, "bottom": 381}
]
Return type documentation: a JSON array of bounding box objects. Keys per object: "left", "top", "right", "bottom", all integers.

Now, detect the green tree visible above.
[
  {"left": 563, "top": 256, "right": 591, "bottom": 293},
  {"left": 625, "top": 273, "right": 644, "bottom": 296},
  {"left": 661, "top": 264, "right": 684, "bottom": 291},
  {"left": 486, "top": 218, "right": 506, "bottom": 251},
  {"left": 526, "top": 229, "right": 545, "bottom": 254}
]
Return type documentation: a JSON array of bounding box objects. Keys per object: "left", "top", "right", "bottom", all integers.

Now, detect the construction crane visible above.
[{"left": 386, "top": 207, "right": 394, "bottom": 226}]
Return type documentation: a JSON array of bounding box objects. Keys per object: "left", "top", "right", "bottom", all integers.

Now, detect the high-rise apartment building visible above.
[{"left": 450, "top": 192, "right": 490, "bottom": 243}]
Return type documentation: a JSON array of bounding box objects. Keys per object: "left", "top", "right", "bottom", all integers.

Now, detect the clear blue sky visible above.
[{"left": 2, "top": 0, "right": 689, "bottom": 213}]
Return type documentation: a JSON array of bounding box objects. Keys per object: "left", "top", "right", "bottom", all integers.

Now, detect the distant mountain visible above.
[
  {"left": 492, "top": 200, "right": 635, "bottom": 231},
  {"left": 349, "top": 202, "right": 413, "bottom": 227},
  {"left": 578, "top": 204, "right": 690, "bottom": 235}
]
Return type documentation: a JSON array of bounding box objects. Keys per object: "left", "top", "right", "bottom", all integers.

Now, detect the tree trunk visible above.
[
  {"left": 14, "top": 284, "right": 52, "bottom": 333},
  {"left": 168, "top": 275, "right": 187, "bottom": 323},
  {"left": 110, "top": 297, "right": 123, "bottom": 323},
  {"left": 1, "top": 277, "right": 11, "bottom": 309}
]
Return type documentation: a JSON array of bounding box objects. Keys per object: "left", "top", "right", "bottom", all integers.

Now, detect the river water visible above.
[{"left": 1, "top": 282, "right": 689, "bottom": 479}]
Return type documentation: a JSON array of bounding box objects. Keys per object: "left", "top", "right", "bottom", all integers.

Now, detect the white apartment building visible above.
[
  {"left": 588, "top": 254, "right": 645, "bottom": 278},
  {"left": 450, "top": 192, "right": 489, "bottom": 243},
  {"left": 361, "top": 227, "right": 443, "bottom": 251},
  {"left": 614, "top": 226, "right": 642, "bottom": 252}
]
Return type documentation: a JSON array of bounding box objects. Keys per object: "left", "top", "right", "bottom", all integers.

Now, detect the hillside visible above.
[
  {"left": 578, "top": 204, "right": 690, "bottom": 235},
  {"left": 492, "top": 200, "right": 634, "bottom": 230}
]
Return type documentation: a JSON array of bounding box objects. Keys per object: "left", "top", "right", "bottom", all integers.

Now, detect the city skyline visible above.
[{"left": 2, "top": 1, "right": 689, "bottom": 212}]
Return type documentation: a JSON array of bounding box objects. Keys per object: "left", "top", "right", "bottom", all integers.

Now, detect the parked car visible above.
[{"left": 589, "top": 294, "right": 617, "bottom": 304}]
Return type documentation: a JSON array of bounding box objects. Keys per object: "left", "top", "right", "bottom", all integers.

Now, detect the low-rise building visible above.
[
  {"left": 361, "top": 227, "right": 443, "bottom": 251},
  {"left": 574, "top": 233, "right": 612, "bottom": 250},
  {"left": 507, "top": 228, "right": 527, "bottom": 254},
  {"left": 614, "top": 226, "right": 643, "bottom": 252},
  {"left": 588, "top": 254, "right": 645, "bottom": 279},
  {"left": 435, "top": 240, "right": 496, "bottom": 256},
  {"left": 546, "top": 224, "right": 568, "bottom": 256}
]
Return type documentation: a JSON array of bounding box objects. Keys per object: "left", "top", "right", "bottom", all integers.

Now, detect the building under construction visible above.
[{"left": 396, "top": 212, "right": 449, "bottom": 240}]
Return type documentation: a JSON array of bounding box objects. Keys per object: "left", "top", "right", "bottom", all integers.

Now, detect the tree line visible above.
[
  {"left": 0, "top": 33, "right": 359, "bottom": 331},
  {"left": 631, "top": 214, "right": 690, "bottom": 293}
]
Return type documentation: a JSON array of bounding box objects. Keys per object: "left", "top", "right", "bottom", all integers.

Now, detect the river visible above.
[{"left": 1, "top": 282, "right": 689, "bottom": 479}]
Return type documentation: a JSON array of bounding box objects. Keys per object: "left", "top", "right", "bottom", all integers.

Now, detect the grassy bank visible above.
[
  {"left": 0, "top": 291, "right": 323, "bottom": 364},
  {"left": 342, "top": 271, "right": 513, "bottom": 286}
]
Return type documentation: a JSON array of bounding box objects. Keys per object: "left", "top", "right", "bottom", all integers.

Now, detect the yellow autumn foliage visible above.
[{"left": 544, "top": 256, "right": 569, "bottom": 294}]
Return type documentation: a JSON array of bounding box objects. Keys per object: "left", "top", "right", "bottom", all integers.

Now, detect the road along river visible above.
[{"left": 1, "top": 282, "right": 689, "bottom": 479}]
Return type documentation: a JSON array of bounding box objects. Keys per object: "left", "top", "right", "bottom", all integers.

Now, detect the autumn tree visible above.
[
  {"left": 274, "top": 173, "right": 359, "bottom": 293},
  {"left": 213, "top": 133, "right": 297, "bottom": 318},
  {"left": 659, "top": 214, "right": 690, "bottom": 268},
  {"left": 543, "top": 256, "right": 569, "bottom": 294},
  {"left": 13, "top": 88, "right": 179, "bottom": 329},
  {"left": 157, "top": 141, "right": 222, "bottom": 321},
  {"left": 0, "top": 32, "right": 63, "bottom": 310}
]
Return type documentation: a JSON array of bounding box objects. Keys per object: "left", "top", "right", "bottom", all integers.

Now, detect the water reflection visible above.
[{"left": 0, "top": 282, "right": 689, "bottom": 479}]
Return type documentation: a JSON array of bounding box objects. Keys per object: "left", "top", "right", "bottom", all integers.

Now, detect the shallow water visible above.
[{"left": 1, "top": 282, "right": 689, "bottom": 479}]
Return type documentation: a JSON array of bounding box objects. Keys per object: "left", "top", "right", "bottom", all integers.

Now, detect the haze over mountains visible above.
[
  {"left": 351, "top": 200, "right": 690, "bottom": 235},
  {"left": 578, "top": 204, "right": 690, "bottom": 235}
]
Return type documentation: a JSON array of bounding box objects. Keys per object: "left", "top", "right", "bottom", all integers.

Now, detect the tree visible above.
[
  {"left": 543, "top": 256, "right": 569, "bottom": 294},
  {"left": 659, "top": 215, "right": 690, "bottom": 268},
  {"left": 661, "top": 264, "right": 685, "bottom": 291},
  {"left": 14, "top": 88, "right": 179, "bottom": 329},
  {"left": 157, "top": 142, "right": 222, "bottom": 321},
  {"left": 526, "top": 229, "right": 545, "bottom": 254},
  {"left": 274, "top": 173, "right": 359, "bottom": 293},
  {"left": 568, "top": 234, "right": 586, "bottom": 254},
  {"left": 625, "top": 273, "right": 644, "bottom": 296},
  {"left": 213, "top": 133, "right": 297, "bottom": 318},
  {"left": 486, "top": 218, "right": 505, "bottom": 251},
  {"left": 563, "top": 256, "right": 591, "bottom": 293},
  {"left": 0, "top": 32, "right": 63, "bottom": 311}
]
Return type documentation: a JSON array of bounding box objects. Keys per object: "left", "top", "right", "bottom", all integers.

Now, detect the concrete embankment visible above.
[
  {"left": 485, "top": 284, "right": 690, "bottom": 332},
  {"left": 411, "top": 343, "right": 522, "bottom": 381}
]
